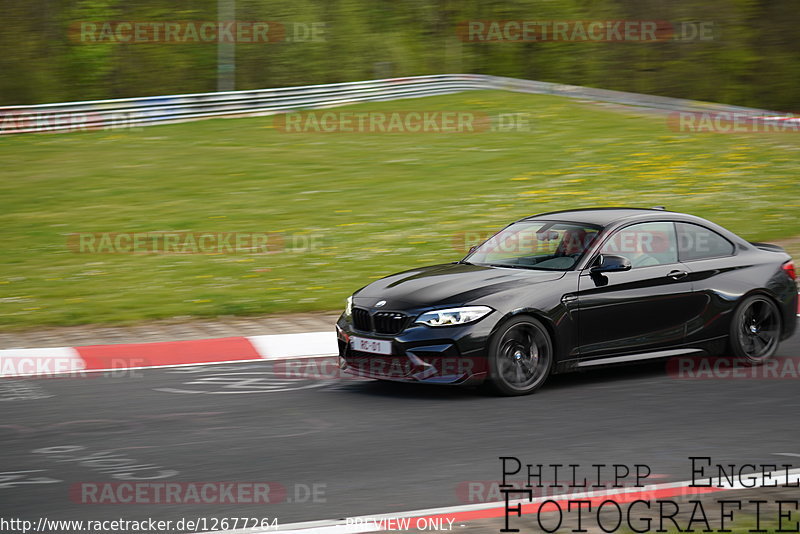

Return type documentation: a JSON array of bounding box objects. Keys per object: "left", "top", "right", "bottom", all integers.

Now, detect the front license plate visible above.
[{"left": 351, "top": 336, "right": 392, "bottom": 355}]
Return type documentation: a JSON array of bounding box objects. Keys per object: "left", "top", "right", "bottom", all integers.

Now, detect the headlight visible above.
[
  {"left": 415, "top": 306, "right": 492, "bottom": 327},
  {"left": 344, "top": 296, "right": 353, "bottom": 319}
]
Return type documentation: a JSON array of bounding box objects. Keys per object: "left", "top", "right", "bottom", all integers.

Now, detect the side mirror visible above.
[
  {"left": 467, "top": 245, "right": 477, "bottom": 254},
  {"left": 590, "top": 254, "right": 631, "bottom": 273}
]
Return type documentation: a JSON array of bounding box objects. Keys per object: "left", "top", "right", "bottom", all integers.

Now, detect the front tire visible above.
[
  {"left": 485, "top": 316, "right": 553, "bottom": 396},
  {"left": 729, "top": 295, "right": 781, "bottom": 364}
]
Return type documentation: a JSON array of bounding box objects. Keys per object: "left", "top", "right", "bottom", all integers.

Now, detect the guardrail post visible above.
[{"left": 217, "top": 0, "right": 236, "bottom": 92}]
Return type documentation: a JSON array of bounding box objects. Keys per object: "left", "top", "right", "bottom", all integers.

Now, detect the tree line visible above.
[{"left": 2, "top": 0, "right": 797, "bottom": 110}]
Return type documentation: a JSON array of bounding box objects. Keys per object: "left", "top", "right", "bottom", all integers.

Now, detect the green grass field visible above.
[{"left": 1, "top": 90, "right": 798, "bottom": 329}]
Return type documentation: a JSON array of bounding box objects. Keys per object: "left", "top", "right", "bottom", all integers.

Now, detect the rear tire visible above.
[
  {"left": 484, "top": 316, "right": 553, "bottom": 396},
  {"left": 728, "top": 295, "right": 781, "bottom": 364}
]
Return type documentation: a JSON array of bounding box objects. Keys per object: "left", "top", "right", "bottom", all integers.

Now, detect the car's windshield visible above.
[{"left": 465, "top": 220, "right": 601, "bottom": 271}]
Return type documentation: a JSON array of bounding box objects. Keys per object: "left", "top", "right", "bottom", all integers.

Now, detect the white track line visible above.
[{"left": 199, "top": 468, "right": 800, "bottom": 534}]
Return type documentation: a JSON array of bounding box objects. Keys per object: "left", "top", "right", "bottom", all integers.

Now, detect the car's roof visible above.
[{"left": 522, "top": 207, "right": 673, "bottom": 227}]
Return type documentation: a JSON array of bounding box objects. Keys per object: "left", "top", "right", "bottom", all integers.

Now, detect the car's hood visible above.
[{"left": 353, "top": 263, "right": 565, "bottom": 309}]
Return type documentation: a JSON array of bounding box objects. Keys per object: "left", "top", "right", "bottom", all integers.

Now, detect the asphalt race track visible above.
[{"left": 2, "top": 332, "right": 799, "bottom": 530}]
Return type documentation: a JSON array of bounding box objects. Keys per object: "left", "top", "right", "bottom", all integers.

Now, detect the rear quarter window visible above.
[{"left": 676, "top": 222, "right": 735, "bottom": 261}]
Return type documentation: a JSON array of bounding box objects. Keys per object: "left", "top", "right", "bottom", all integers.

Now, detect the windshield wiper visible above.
[{"left": 484, "top": 263, "right": 539, "bottom": 270}]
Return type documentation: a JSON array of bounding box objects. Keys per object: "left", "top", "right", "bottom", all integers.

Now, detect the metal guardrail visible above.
[
  {"left": 0, "top": 75, "right": 488, "bottom": 134},
  {"left": 0, "top": 74, "right": 780, "bottom": 135},
  {"left": 482, "top": 75, "right": 777, "bottom": 115}
]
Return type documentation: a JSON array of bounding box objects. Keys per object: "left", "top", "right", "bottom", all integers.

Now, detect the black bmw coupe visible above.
[{"left": 336, "top": 208, "right": 797, "bottom": 395}]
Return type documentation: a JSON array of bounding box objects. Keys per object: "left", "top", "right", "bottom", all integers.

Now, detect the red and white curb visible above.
[
  {"left": 0, "top": 332, "right": 338, "bottom": 378},
  {"left": 206, "top": 467, "right": 800, "bottom": 533}
]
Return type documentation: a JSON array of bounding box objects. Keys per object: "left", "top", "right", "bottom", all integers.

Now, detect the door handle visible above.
[{"left": 667, "top": 270, "right": 688, "bottom": 280}]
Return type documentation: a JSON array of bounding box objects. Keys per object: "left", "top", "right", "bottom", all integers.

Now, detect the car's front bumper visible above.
[{"left": 335, "top": 314, "right": 492, "bottom": 385}]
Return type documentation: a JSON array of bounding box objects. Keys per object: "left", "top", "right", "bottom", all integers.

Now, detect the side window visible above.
[
  {"left": 599, "top": 222, "right": 678, "bottom": 268},
  {"left": 676, "top": 222, "right": 734, "bottom": 261}
]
